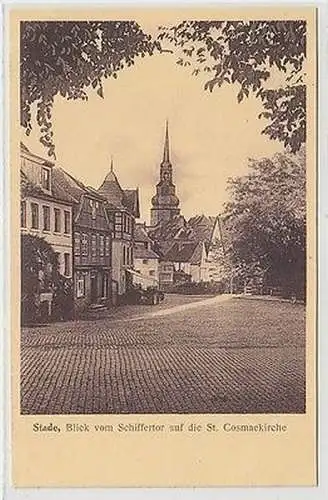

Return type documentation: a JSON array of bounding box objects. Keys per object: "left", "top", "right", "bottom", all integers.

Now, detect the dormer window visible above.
[{"left": 41, "top": 167, "right": 50, "bottom": 191}]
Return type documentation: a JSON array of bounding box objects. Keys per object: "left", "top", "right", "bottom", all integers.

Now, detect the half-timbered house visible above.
[{"left": 53, "top": 168, "right": 113, "bottom": 314}]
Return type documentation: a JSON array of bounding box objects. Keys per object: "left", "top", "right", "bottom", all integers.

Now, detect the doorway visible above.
[{"left": 90, "top": 273, "right": 98, "bottom": 303}]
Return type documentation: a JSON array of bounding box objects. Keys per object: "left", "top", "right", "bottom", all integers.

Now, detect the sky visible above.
[{"left": 21, "top": 45, "right": 284, "bottom": 224}]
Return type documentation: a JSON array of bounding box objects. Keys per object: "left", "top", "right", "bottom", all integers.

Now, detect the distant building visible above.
[
  {"left": 52, "top": 167, "right": 112, "bottom": 314},
  {"left": 149, "top": 212, "right": 226, "bottom": 288},
  {"left": 133, "top": 223, "right": 160, "bottom": 288},
  {"left": 150, "top": 121, "right": 180, "bottom": 227},
  {"left": 160, "top": 240, "right": 208, "bottom": 287},
  {"left": 20, "top": 143, "right": 73, "bottom": 279},
  {"left": 205, "top": 216, "right": 227, "bottom": 282},
  {"left": 97, "top": 159, "right": 140, "bottom": 301}
]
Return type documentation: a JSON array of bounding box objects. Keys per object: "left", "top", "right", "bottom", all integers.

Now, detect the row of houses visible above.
[
  {"left": 20, "top": 143, "right": 141, "bottom": 316},
  {"left": 20, "top": 125, "right": 226, "bottom": 318}
]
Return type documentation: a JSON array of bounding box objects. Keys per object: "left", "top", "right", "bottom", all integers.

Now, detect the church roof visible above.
[{"left": 162, "top": 119, "right": 170, "bottom": 166}]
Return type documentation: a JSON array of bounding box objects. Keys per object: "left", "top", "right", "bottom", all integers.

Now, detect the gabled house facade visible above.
[
  {"left": 52, "top": 168, "right": 112, "bottom": 314},
  {"left": 97, "top": 160, "right": 140, "bottom": 301},
  {"left": 160, "top": 240, "right": 208, "bottom": 287}
]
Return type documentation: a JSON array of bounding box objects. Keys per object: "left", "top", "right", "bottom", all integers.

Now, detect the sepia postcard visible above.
[{"left": 7, "top": 4, "right": 317, "bottom": 487}]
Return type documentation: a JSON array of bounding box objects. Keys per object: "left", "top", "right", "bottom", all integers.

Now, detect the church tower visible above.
[{"left": 150, "top": 121, "right": 180, "bottom": 227}]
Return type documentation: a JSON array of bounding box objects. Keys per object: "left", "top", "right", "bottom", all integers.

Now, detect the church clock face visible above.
[{"left": 163, "top": 172, "right": 169, "bottom": 181}]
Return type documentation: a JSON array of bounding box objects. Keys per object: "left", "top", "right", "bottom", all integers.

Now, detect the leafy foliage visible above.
[
  {"left": 21, "top": 21, "right": 157, "bottom": 157},
  {"left": 21, "top": 233, "right": 73, "bottom": 322},
  {"left": 158, "top": 21, "right": 306, "bottom": 152},
  {"left": 222, "top": 149, "right": 306, "bottom": 296}
]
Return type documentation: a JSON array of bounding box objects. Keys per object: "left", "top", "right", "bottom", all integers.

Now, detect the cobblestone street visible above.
[{"left": 21, "top": 294, "right": 306, "bottom": 414}]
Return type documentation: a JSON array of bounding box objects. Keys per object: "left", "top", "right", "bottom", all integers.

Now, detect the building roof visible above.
[
  {"left": 189, "top": 241, "right": 205, "bottom": 265},
  {"left": 149, "top": 215, "right": 188, "bottom": 240},
  {"left": 164, "top": 241, "right": 199, "bottom": 263},
  {"left": 52, "top": 167, "right": 108, "bottom": 204},
  {"left": 135, "top": 223, "right": 152, "bottom": 243},
  {"left": 51, "top": 167, "right": 85, "bottom": 203},
  {"left": 134, "top": 245, "right": 159, "bottom": 260},
  {"left": 98, "top": 160, "right": 140, "bottom": 217},
  {"left": 188, "top": 214, "right": 218, "bottom": 242},
  {"left": 20, "top": 142, "right": 54, "bottom": 167},
  {"left": 98, "top": 168, "right": 124, "bottom": 207},
  {"left": 123, "top": 189, "right": 140, "bottom": 218}
]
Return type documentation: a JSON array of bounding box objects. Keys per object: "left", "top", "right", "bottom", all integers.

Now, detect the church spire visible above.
[
  {"left": 162, "top": 120, "right": 170, "bottom": 165},
  {"left": 110, "top": 155, "right": 114, "bottom": 172},
  {"left": 150, "top": 121, "right": 180, "bottom": 226}
]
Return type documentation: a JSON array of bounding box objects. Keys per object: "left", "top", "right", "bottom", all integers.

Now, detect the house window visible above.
[
  {"left": 130, "top": 247, "right": 133, "bottom": 264},
  {"left": 99, "top": 235, "right": 104, "bottom": 257},
  {"left": 149, "top": 270, "right": 155, "bottom": 276},
  {"left": 31, "top": 203, "right": 39, "bottom": 229},
  {"left": 105, "top": 236, "right": 110, "bottom": 257},
  {"left": 91, "top": 234, "right": 97, "bottom": 258},
  {"left": 143, "top": 259, "right": 148, "bottom": 265},
  {"left": 41, "top": 167, "right": 50, "bottom": 191},
  {"left": 21, "top": 201, "right": 26, "bottom": 227},
  {"left": 123, "top": 246, "right": 126, "bottom": 265},
  {"left": 76, "top": 273, "right": 85, "bottom": 298},
  {"left": 42, "top": 205, "right": 50, "bottom": 231},
  {"left": 81, "top": 233, "right": 88, "bottom": 256},
  {"left": 64, "top": 210, "right": 71, "bottom": 234},
  {"left": 74, "top": 232, "right": 80, "bottom": 256},
  {"left": 54, "top": 208, "right": 61, "bottom": 232},
  {"left": 64, "top": 253, "right": 70, "bottom": 276}
]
